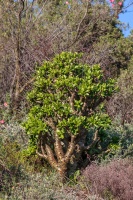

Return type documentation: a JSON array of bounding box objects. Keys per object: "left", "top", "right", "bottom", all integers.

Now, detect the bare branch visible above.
[
  {"left": 123, "top": 1, "right": 133, "bottom": 10},
  {"left": 75, "top": 0, "right": 91, "bottom": 42},
  {"left": 19, "top": 77, "right": 35, "bottom": 94}
]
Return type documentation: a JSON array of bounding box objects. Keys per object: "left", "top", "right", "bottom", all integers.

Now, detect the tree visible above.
[
  {"left": 39, "top": 0, "right": 133, "bottom": 78},
  {"left": 23, "top": 52, "right": 116, "bottom": 180},
  {"left": 106, "top": 30, "right": 133, "bottom": 125},
  {"left": 107, "top": 55, "right": 133, "bottom": 126},
  {"left": 0, "top": 0, "right": 53, "bottom": 111}
]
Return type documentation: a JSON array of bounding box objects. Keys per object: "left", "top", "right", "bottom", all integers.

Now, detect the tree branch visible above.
[
  {"left": 75, "top": 0, "right": 91, "bottom": 42},
  {"left": 64, "top": 135, "right": 76, "bottom": 163},
  {"left": 44, "top": 118, "right": 56, "bottom": 131},
  {"left": 45, "top": 144, "right": 58, "bottom": 170},
  {"left": 54, "top": 133, "right": 64, "bottom": 162},
  {"left": 69, "top": 92, "right": 78, "bottom": 115},
  {"left": 85, "top": 129, "right": 100, "bottom": 150},
  {"left": 36, "top": 138, "right": 48, "bottom": 159},
  {"left": 19, "top": 77, "right": 35, "bottom": 94},
  {"left": 36, "top": 149, "right": 48, "bottom": 159}
]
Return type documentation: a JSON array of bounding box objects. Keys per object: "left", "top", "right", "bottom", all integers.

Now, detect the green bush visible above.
[{"left": 23, "top": 52, "right": 117, "bottom": 179}]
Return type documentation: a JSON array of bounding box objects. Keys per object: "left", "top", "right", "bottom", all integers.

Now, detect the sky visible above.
[{"left": 119, "top": 0, "right": 133, "bottom": 36}]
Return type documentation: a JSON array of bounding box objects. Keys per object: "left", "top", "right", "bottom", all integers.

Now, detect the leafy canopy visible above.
[{"left": 23, "top": 52, "right": 116, "bottom": 148}]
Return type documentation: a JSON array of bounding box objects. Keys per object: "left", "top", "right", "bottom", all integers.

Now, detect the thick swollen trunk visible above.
[
  {"left": 57, "top": 162, "right": 68, "bottom": 182},
  {"left": 37, "top": 129, "right": 100, "bottom": 180},
  {"left": 36, "top": 134, "right": 76, "bottom": 181}
]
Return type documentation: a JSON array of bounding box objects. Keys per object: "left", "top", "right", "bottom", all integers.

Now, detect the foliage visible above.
[
  {"left": 83, "top": 127, "right": 119, "bottom": 161},
  {"left": 0, "top": 136, "right": 26, "bottom": 196},
  {"left": 88, "top": 34, "right": 133, "bottom": 78},
  {"left": 0, "top": 170, "right": 104, "bottom": 200},
  {"left": 107, "top": 55, "right": 133, "bottom": 125},
  {"left": 0, "top": 119, "right": 46, "bottom": 195},
  {"left": 0, "top": 0, "right": 52, "bottom": 110},
  {"left": 103, "top": 123, "right": 133, "bottom": 159},
  {"left": 82, "top": 158, "right": 133, "bottom": 200},
  {"left": 85, "top": 122, "right": 133, "bottom": 162},
  {"left": 23, "top": 52, "right": 116, "bottom": 178},
  {"left": 40, "top": 0, "right": 133, "bottom": 77},
  {"left": 24, "top": 52, "right": 115, "bottom": 141}
]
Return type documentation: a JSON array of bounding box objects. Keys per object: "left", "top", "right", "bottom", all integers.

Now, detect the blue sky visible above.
[{"left": 119, "top": 0, "right": 133, "bottom": 36}]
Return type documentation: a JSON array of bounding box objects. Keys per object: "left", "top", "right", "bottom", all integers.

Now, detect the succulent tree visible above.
[{"left": 23, "top": 52, "right": 116, "bottom": 180}]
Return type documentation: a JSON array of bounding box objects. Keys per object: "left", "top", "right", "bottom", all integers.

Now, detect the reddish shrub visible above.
[{"left": 82, "top": 159, "right": 133, "bottom": 200}]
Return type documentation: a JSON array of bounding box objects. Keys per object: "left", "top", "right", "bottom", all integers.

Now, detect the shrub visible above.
[
  {"left": 0, "top": 120, "right": 35, "bottom": 195},
  {"left": 0, "top": 135, "right": 27, "bottom": 196},
  {"left": 0, "top": 171, "right": 104, "bottom": 200},
  {"left": 111, "top": 124, "right": 133, "bottom": 159},
  {"left": 101, "top": 123, "right": 133, "bottom": 160},
  {"left": 23, "top": 52, "right": 116, "bottom": 179},
  {"left": 107, "top": 59, "right": 133, "bottom": 126},
  {"left": 82, "top": 159, "right": 133, "bottom": 200}
]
